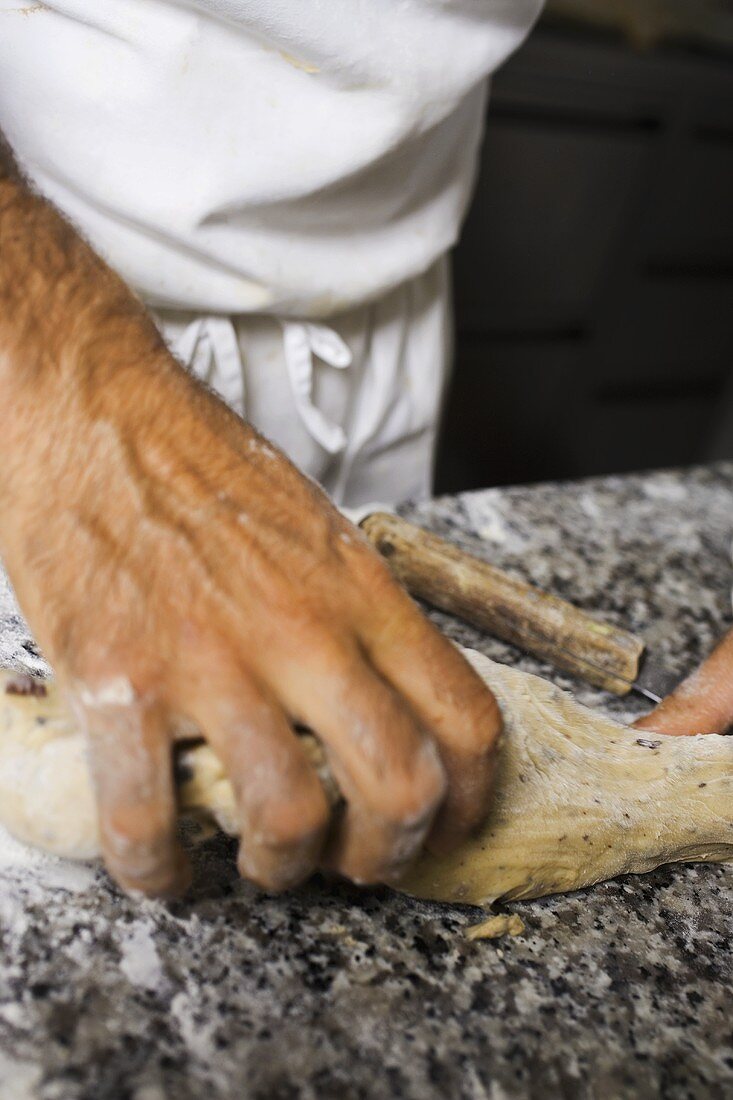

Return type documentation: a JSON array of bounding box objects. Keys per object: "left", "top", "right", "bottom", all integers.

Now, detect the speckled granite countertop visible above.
[{"left": 1, "top": 464, "right": 733, "bottom": 1100}]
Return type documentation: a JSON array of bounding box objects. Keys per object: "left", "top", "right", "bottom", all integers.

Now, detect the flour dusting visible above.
[
  {"left": 0, "top": 822, "right": 97, "bottom": 893},
  {"left": 118, "top": 921, "right": 165, "bottom": 991},
  {"left": 0, "top": 1051, "right": 42, "bottom": 1100},
  {"left": 461, "top": 491, "right": 529, "bottom": 553},
  {"left": 170, "top": 983, "right": 218, "bottom": 1062}
]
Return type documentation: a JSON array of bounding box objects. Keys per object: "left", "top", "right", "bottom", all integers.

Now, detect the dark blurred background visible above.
[{"left": 436, "top": 0, "right": 733, "bottom": 492}]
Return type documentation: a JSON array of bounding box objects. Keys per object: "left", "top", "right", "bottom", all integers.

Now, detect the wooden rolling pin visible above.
[{"left": 360, "top": 512, "right": 644, "bottom": 695}]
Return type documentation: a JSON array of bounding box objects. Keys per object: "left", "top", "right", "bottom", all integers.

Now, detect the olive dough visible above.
[{"left": 1, "top": 649, "right": 732, "bottom": 905}]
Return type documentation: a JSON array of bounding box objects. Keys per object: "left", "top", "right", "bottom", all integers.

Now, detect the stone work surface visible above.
[{"left": 1, "top": 464, "right": 732, "bottom": 1099}]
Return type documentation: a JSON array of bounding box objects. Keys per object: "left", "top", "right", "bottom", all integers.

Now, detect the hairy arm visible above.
[{"left": 0, "top": 126, "right": 173, "bottom": 403}]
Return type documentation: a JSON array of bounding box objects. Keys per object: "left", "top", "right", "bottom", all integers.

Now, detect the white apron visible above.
[{"left": 0, "top": 0, "right": 541, "bottom": 504}]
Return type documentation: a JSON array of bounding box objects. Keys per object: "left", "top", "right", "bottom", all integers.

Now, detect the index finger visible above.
[{"left": 71, "top": 688, "right": 189, "bottom": 897}]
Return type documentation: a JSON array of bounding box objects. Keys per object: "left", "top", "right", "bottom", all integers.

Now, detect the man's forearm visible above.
[
  {"left": 0, "top": 125, "right": 191, "bottom": 546},
  {"left": 0, "top": 129, "right": 170, "bottom": 409}
]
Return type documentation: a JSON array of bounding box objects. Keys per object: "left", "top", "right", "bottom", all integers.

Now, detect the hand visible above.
[
  {"left": 0, "top": 178, "right": 502, "bottom": 898},
  {"left": 633, "top": 627, "right": 733, "bottom": 736}
]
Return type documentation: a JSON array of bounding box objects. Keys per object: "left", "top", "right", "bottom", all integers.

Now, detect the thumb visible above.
[{"left": 633, "top": 627, "right": 733, "bottom": 736}]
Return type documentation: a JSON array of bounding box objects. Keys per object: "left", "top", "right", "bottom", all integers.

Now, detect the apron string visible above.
[
  {"left": 172, "top": 315, "right": 353, "bottom": 456},
  {"left": 172, "top": 316, "right": 246, "bottom": 416},
  {"left": 280, "top": 320, "right": 352, "bottom": 454}
]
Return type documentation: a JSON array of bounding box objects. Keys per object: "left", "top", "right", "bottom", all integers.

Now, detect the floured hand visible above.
[{"left": 0, "top": 172, "right": 502, "bottom": 899}]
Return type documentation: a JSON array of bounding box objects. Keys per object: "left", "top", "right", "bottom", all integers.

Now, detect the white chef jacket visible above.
[{"left": 0, "top": 0, "right": 541, "bottom": 504}]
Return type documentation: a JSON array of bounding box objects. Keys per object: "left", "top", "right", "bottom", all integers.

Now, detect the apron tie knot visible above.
[
  {"left": 281, "top": 320, "right": 352, "bottom": 454},
  {"left": 173, "top": 315, "right": 353, "bottom": 456}
]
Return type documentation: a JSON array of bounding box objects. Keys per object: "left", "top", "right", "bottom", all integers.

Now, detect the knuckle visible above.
[
  {"left": 296, "top": 621, "right": 361, "bottom": 676},
  {"left": 238, "top": 786, "right": 328, "bottom": 892},
  {"left": 375, "top": 740, "right": 447, "bottom": 830},
  {"left": 237, "top": 856, "right": 305, "bottom": 894},
  {"left": 76, "top": 674, "right": 139, "bottom": 712},
  {"left": 110, "top": 857, "right": 186, "bottom": 899},
  {"left": 103, "top": 806, "right": 171, "bottom": 863},
  {"left": 69, "top": 659, "right": 163, "bottom": 721},
  {"left": 358, "top": 548, "right": 399, "bottom": 596},
  {"left": 252, "top": 785, "right": 330, "bottom": 853},
  {"left": 339, "top": 860, "right": 388, "bottom": 888},
  {"left": 304, "top": 618, "right": 346, "bottom": 657},
  {"left": 279, "top": 600, "right": 338, "bottom": 649},
  {"left": 103, "top": 821, "right": 179, "bottom": 895},
  {"left": 455, "top": 691, "right": 504, "bottom": 763}
]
